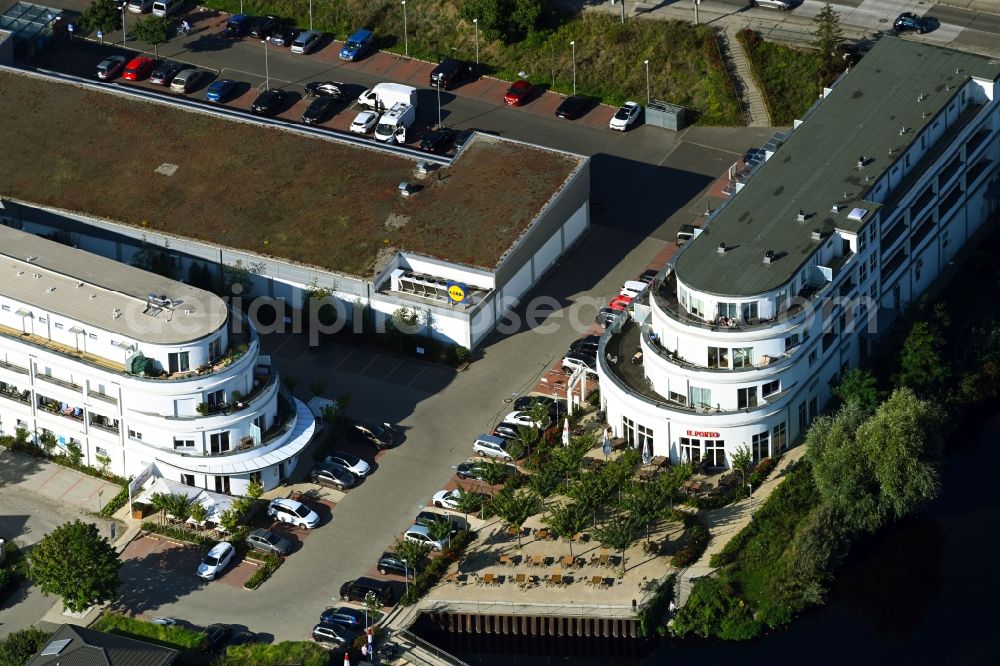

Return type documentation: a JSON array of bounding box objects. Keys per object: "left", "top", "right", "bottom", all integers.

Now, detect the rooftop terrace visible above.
[{"left": 0, "top": 68, "right": 583, "bottom": 277}]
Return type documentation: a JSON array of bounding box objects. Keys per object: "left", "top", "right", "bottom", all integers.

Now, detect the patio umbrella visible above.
[
  {"left": 642, "top": 439, "right": 652, "bottom": 466},
  {"left": 602, "top": 430, "right": 612, "bottom": 459},
  {"left": 562, "top": 418, "right": 570, "bottom": 447}
]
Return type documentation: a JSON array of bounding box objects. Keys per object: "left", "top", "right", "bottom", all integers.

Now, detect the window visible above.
[
  {"left": 253, "top": 414, "right": 267, "bottom": 432},
  {"left": 738, "top": 387, "right": 758, "bottom": 409},
  {"left": 210, "top": 432, "right": 230, "bottom": 454},
  {"left": 751, "top": 431, "right": 770, "bottom": 461},
  {"left": 173, "top": 438, "right": 195, "bottom": 450},
  {"left": 808, "top": 350, "right": 818, "bottom": 366},
  {"left": 870, "top": 255, "right": 877, "bottom": 274},
  {"left": 95, "top": 446, "right": 109, "bottom": 457},
  {"left": 168, "top": 351, "right": 190, "bottom": 374},
  {"left": 798, "top": 402, "right": 807, "bottom": 433},
  {"left": 89, "top": 333, "right": 98, "bottom": 340},
  {"left": 54, "top": 322, "right": 64, "bottom": 330},
  {"left": 761, "top": 380, "right": 780, "bottom": 397},
  {"left": 689, "top": 297, "right": 705, "bottom": 318},
  {"left": 773, "top": 422, "right": 787, "bottom": 452},
  {"left": 690, "top": 387, "right": 712, "bottom": 409},
  {"left": 704, "top": 440, "right": 726, "bottom": 468},
  {"left": 637, "top": 425, "right": 654, "bottom": 452},
  {"left": 717, "top": 303, "right": 738, "bottom": 319},
  {"left": 809, "top": 397, "right": 819, "bottom": 421},
  {"left": 733, "top": 348, "right": 754, "bottom": 368},
  {"left": 742, "top": 301, "right": 759, "bottom": 322},
  {"left": 250, "top": 471, "right": 262, "bottom": 486},
  {"left": 214, "top": 476, "right": 231, "bottom": 494},
  {"left": 622, "top": 416, "right": 636, "bottom": 447},
  {"left": 181, "top": 474, "right": 195, "bottom": 486},
  {"left": 38, "top": 317, "right": 46, "bottom": 323},
  {"left": 680, "top": 437, "right": 701, "bottom": 464},
  {"left": 128, "top": 429, "right": 142, "bottom": 441},
  {"left": 860, "top": 259, "right": 868, "bottom": 284},
  {"left": 207, "top": 389, "right": 225, "bottom": 408},
  {"left": 707, "top": 347, "right": 729, "bottom": 368},
  {"left": 209, "top": 338, "right": 222, "bottom": 362},
  {"left": 785, "top": 334, "right": 799, "bottom": 350},
  {"left": 668, "top": 391, "right": 687, "bottom": 406},
  {"left": 870, "top": 282, "right": 878, "bottom": 299}
]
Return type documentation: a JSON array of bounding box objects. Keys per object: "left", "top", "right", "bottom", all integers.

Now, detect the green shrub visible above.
[
  {"left": 92, "top": 612, "right": 206, "bottom": 650},
  {"left": 738, "top": 28, "right": 822, "bottom": 125},
  {"left": 218, "top": 641, "right": 332, "bottom": 666},
  {"left": 401, "top": 529, "right": 475, "bottom": 605},
  {"left": 670, "top": 576, "right": 759, "bottom": 640},
  {"left": 669, "top": 517, "right": 709, "bottom": 568},
  {"left": 636, "top": 574, "right": 675, "bottom": 637},
  {"left": 140, "top": 521, "right": 214, "bottom": 547},
  {"left": 0, "top": 627, "right": 51, "bottom": 666},
  {"left": 100, "top": 485, "right": 129, "bottom": 517},
  {"left": 244, "top": 553, "right": 283, "bottom": 590},
  {"left": 0, "top": 567, "right": 11, "bottom": 594}
]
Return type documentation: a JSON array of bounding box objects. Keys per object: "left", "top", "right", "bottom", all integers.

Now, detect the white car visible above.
[
  {"left": 196, "top": 541, "right": 234, "bottom": 580},
  {"left": 502, "top": 411, "right": 548, "bottom": 429},
  {"left": 562, "top": 352, "right": 598, "bottom": 376},
  {"left": 620, "top": 280, "right": 648, "bottom": 298},
  {"left": 432, "top": 489, "right": 461, "bottom": 510},
  {"left": 609, "top": 101, "right": 641, "bottom": 131},
  {"left": 403, "top": 524, "right": 445, "bottom": 551},
  {"left": 324, "top": 451, "right": 371, "bottom": 477},
  {"left": 350, "top": 111, "right": 378, "bottom": 134},
  {"left": 267, "top": 497, "right": 320, "bottom": 528},
  {"left": 753, "top": 0, "right": 795, "bottom": 10}
]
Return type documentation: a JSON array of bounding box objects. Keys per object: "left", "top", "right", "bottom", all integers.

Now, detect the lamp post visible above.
[
  {"left": 570, "top": 40, "right": 576, "bottom": 95},
  {"left": 436, "top": 78, "right": 442, "bottom": 127},
  {"left": 262, "top": 39, "right": 270, "bottom": 89},
  {"left": 643, "top": 59, "right": 650, "bottom": 105},
  {"left": 736, "top": 467, "right": 753, "bottom": 522},
  {"left": 121, "top": 4, "right": 126, "bottom": 53},
  {"left": 308, "top": 0, "right": 313, "bottom": 31},
  {"left": 401, "top": 1, "right": 408, "bottom": 58},
  {"left": 472, "top": 18, "right": 479, "bottom": 74},
  {"left": 402, "top": 559, "right": 409, "bottom": 597},
  {"left": 239, "top": 0, "right": 243, "bottom": 14}
]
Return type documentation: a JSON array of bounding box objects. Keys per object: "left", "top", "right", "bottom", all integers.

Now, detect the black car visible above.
[
  {"left": 571, "top": 335, "right": 601, "bottom": 357},
  {"left": 377, "top": 551, "right": 416, "bottom": 577},
  {"left": 513, "top": 395, "right": 565, "bottom": 422},
  {"left": 638, "top": 269, "right": 658, "bottom": 284},
  {"left": 309, "top": 462, "right": 355, "bottom": 490},
  {"left": 269, "top": 25, "right": 301, "bottom": 47},
  {"left": 492, "top": 421, "right": 523, "bottom": 441},
  {"left": 202, "top": 624, "right": 232, "bottom": 652},
  {"left": 457, "top": 460, "right": 514, "bottom": 481},
  {"left": 302, "top": 96, "right": 337, "bottom": 125},
  {"left": 149, "top": 61, "right": 186, "bottom": 86},
  {"left": 304, "top": 80, "right": 344, "bottom": 98},
  {"left": 414, "top": 510, "right": 465, "bottom": 534},
  {"left": 350, "top": 421, "right": 395, "bottom": 449},
  {"left": 894, "top": 12, "right": 932, "bottom": 34},
  {"left": 251, "top": 88, "right": 287, "bottom": 116},
  {"left": 453, "top": 129, "right": 475, "bottom": 151},
  {"left": 320, "top": 606, "right": 366, "bottom": 630},
  {"left": 555, "top": 95, "right": 592, "bottom": 120},
  {"left": 246, "top": 528, "right": 292, "bottom": 556},
  {"left": 312, "top": 622, "right": 357, "bottom": 647},
  {"left": 339, "top": 576, "right": 393, "bottom": 605},
  {"left": 419, "top": 127, "right": 457, "bottom": 154},
  {"left": 429, "top": 58, "right": 474, "bottom": 89},
  {"left": 250, "top": 15, "right": 280, "bottom": 39}
]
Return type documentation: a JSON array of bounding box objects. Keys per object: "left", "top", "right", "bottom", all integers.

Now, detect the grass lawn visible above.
[
  {"left": 91, "top": 612, "right": 208, "bottom": 662},
  {"left": 738, "top": 29, "right": 822, "bottom": 126}
]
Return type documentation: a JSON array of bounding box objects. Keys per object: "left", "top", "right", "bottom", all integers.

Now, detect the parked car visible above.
[
  {"left": 608, "top": 294, "right": 633, "bottom": 311},
  {"left": 309, "top": 462, "right": 356, "bottom": 490},
  {"left": 249, "top": 15, "right": 279, "bottom": 39},
  {"left": 609, "top": 101, "right": 641, "bottom": 131},
  {"left": 473, "top": 434, "right": 513, "bottom": 459},
  {"left": 894, "top": 11, "right": 932, "bottom": 33},
  {"left": 223, "top": 14, "right": 251, "bottom": 37},
  {"left": 269, "top": 25, "right": 301, "bottom": 47},
  {"left": 304, "top": 80, "right": 344, "bottom": 98},
  {"left": 377, "top": 551, "right": 416, "bottom": 577},
  {"left": 502, "top": 410, "right": 549, "bottom": 429},
  {"left": 291, "top": 29, "right": 322, "bottom": 54},
  {"left": 571, "top": 335, "right": 601, "bottom": 357},
  {"left": 403, "top": 524, "right": 446, "bottom": 551},
  {"left": 312, "top": 622, "right": 357, "bottom": 647},
  {"left": 457, "top": 460, "right": 514, "bottom": 482},
  {"left": 246, "top": 528, "right": 291, "bottom": 556},
  {"left": 555, "top": 94, "right": 591, "bottom": 119},
  {"left": 324, "top": 451, "right": 370, "bottom": 477},
  {"left": 504, "top": 80, "right": 533, "bottom": 106},
  {"left": 453, "top": 129, "right": 476, "bottom": 151},
  {"left": 127, "top": 0, "right": 153, "bottom": 13},
  {"left": 432, "top": 488, "right": 486, "bottom": 511},
  {"left": 429, "top": 58, "right": 473, "bottom": 89},
  {"left": 196, "top": 542, "right": 234, "bottom": 580},
  {"left": 414, "top": 510, "right": 465, "bottom": 534},
  {"left": 638, "top": 269, "right": 658, "bottom": 284},
  {"left": 302, "top": 95, "right": 338, "bottom": 125},
  {"left": 562, "top": 351, "right": 597, "bottom": 375},
  {"left": 339, "top": 28, "right": 374, "bottom": 61},
  {"left": 419, "top": 127, "right": 456, "bottom": 154},
  {"left": 169, "top": 68, "right": 206, "bottom": 93},
  {"left": 320, "top": 606, "right": 366, "bottom": 630},
  {"left": 596, "top": 307, "right": 619, "bottom": 329},
  {"left": 620, "top": 280, "right": 648, "bottom": 298},
  {"left": 95, "top": 55, "right": 126, "bottom": 81},
  {"left": 227, "top": 631, "right": 257, "bottom": 647},
  {"left": 350, "top": 110, "right": 379, "bottom": 134},
  {"left": 202, "top": 624, "right": 232, "bottom": 653},
  {"left": 491, "top": 422, "right": 522, "bottom": 442},
  {"left": 251, "top": 88, "right": 287, "bottom": 116},
  {"left": 122, "top": 56, "right": 154, "bottom": 81},
  {"left": 339, "top": 576, "right": 393, "bottom": 605},
  {"left": 349, "top": 421, "right": 395, "bottom": 449},
  {"left": 205, "top": 78, "right": 238, "bottom": 103},
  {"left": 267, "top": 497, "right": 320, "bottom": 528},
  {"left": 752, "top": 0, "right": 796, "bottom": 9},
  {"left": 149, "top": 61, "right": 186, "bottom": 85}
]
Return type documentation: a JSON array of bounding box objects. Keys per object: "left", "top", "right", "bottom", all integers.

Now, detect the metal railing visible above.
[
  {"left": 0, "top": 358, "right": 29, "bottom": 374},
  {"left": 425, "top": 599, "right": 635, "bottom": 619},
  {"left": 395, "top": 629, "right": 470, "bottom": 666},
  {"left": 36, "top": 373, "right": 82, "bottom": 391}
]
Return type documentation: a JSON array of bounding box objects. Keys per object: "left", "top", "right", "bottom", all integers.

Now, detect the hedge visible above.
[
  {"left": 670, "top": 516, "right": 710, "bottom": 568},
  {"left": 636, "top": 574, "right": 676, "bottom": 637},
  {"left": 401, "top": 529, "right": 475, "bottom": 605},
  {"left": 244, "top": 553, "right": 283, "bottom": 590}
]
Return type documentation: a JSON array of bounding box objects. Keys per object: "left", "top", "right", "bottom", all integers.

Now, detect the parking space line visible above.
[
  {"left": 57, "top": 473, "right": 85, "bottom": 500},
  {"left": 405, "top": 365, "right": 427, "bottom": 386},
  {"left": 332, "top": 348, "right": 354, "bottom": 368},
  {"left": 383, "top": 359, "right": 405, "bottom": 381}
]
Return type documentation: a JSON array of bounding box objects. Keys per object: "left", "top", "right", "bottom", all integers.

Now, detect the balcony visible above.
[
  {"left": 0, "top": 322, "right": 125, "bottom": 373},
  {"left": 37, "top": 397, "right": 84, "bottom": 421},
  {"left": 0, "top": 387, "right": 31, "bottom": 405},
  {"left": 36, "top": 373, "right": 82, "bottom": 392},
  {"left": 89, "top": 390, "right": 118, "bottom": 406},
  {"left": 171, "top": 391, "right": 296, "bottom": 459},
  {"left": 0, "top": 358, "right": 29, "bottom": 375},
  {"left": 641, "top": 326, "right": 793, "bottom": 374},
  {"left": 126, "top": 314, "right": 255, "bottom": 382},
  {"left": 89, "top": 417, "right": 120, "bottom": 435}
]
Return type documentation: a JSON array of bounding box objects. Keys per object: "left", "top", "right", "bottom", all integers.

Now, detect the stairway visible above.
[{"left": 720, "top": 26, "right": 771, "bottom": 127}]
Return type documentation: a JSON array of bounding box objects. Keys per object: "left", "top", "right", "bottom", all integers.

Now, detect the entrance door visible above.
[{"left": 214, "top": 476, "right": 231, "bottom": 494}]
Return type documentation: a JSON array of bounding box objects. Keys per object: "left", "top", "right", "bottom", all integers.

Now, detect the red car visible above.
[
  {"left": 504, "top": 80, "right": 533, "bottom": 106},
  {"left": 608, "top": 295, "right": 633, "bottom": 312},
  {"left": 123, "top": 56, "right": 155, "bottom": 81}
]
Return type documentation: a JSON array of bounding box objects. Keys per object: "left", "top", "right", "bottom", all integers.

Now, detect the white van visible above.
[
  {"left": 620, "top": 280, "right": 648, "bottom": 298},
  {"left": 152, "top": 0, "right": 182, "bottom": 17}
]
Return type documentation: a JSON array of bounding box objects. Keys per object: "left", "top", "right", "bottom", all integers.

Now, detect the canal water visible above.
[{"left": 417, "top": 410, "right": 1000, "bottom": 665}]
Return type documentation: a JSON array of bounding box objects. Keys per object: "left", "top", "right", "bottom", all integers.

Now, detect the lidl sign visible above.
[{"left": 446, "top": 282, "right": 468, "bottom": 303}]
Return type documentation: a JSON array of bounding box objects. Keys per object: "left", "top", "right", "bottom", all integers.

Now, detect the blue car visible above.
[
  {"left": 224, "top": 14, "right": 251, "bottom": 37},
  {"left": 206, "top": 79, "right": 238, "bottom": 103},
  {"left": 339, "top": 28, "right": 373, "bottom": 61}
]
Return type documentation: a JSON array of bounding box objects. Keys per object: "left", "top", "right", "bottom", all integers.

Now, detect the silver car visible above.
[{"left": 170, "top": 69, "right": 205, "bottom": 93}]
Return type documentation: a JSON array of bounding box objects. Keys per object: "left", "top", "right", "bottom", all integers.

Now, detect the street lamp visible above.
[
  {"left": 736, "top": 466, "right": 753, "bottom": 522},
  {"left": 121, "top": 4, "right": 126, "bottom": 53},
  {"left": 472, "top": 18, "right": 479, "bottom": 74},
  {"left": 570, "top": 40, "right": 576, "bottom": 95},
  {"left": 262, "top": 39, "right": 270, "bottom": 89},
  {"left": 401, "top": 1, "right": 408, "bottom": 58},
  {"left": 643, "top": 58, "right": 650, "bottom": 105},
  {"left": 402, "top": 558, "right": 409, "bottom": 597},
  {"left": 436, "top": 79, "right": 442, "bottom": 127},
  {"left": 308, "top": 0, "right": 313, "bottom": 32}
]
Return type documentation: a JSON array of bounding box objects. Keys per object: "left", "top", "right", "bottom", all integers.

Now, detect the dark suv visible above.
[
  {"left": 377, "top": 551, "right": 416, "bottom": 578},
  {"left": 429, "top": 58, "right": 473, "bottom": 89},
  {"left": 339, "top": 576, "right": 393, "bottom": 605},
  {"left": 894, "top": 12, "right": 931, "bottom": 34}
]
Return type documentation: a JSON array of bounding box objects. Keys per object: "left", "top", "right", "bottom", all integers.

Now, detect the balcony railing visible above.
[
  {"left": 170, "top": 392, "right": 296, "bottom": 459},
  {"left": 126, "top": 313, "right": 256, "bottom": 382},
  {"left": 36, "top": 373, "right": 82, "bottom": 392},
  {"left": 88, "top": 391, "right": 118, "bottom": 406},
  {"left": 0, "top": 388, "right": 31, "bottom": 405},
  {"left": 641, "top": 326, "right": 793, "bottom": 374},
  {"left": 0, "top": 358, "right": 29, "bottom": 375},
  {"left": 89, "top": 419, "right": 120, "bottom": 434},
  {"left": 38, "top": 402, "right": 84, "bottom": 421}
]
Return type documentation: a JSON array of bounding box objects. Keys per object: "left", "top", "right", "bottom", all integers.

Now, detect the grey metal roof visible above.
[
  {"left": 28, "top": 624, "right": 178, "bottom": 666},
  {"left": 0, "top": 2, "right": 62, "bottom": 44},
  {"left": 0, "top": 225, "right": 228, "bottom": 344},
  {"left": 675, "top": 37, "right": 1000, "bottom": 298}
]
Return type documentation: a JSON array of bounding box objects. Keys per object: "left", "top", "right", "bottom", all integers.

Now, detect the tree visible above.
[
  {"left": 28, "top": 520, "right": 120, "bottom": 612},
  {"left": 491, "top": 487, "right": 538, "bottom": 548},
  {"left": 188, "top": 501, "right": 208, "bottom": 525},
  {"left": 478, "top": 460, "right": 511, "bottom": 496},
  {"left": 528, "top": 463, "right": 561, "bottom": 498},
  {"left": 426, "top": 517, "right": 454, "bottom": 550},
  {"left": 392, "top": 537, "right": 431, "bottom": 575},
  {"left": 832, "top": 368, "right": 879, "bottom": 415},
  {"left": 245, "top": 480, "right": 264, "bottom": 501},
  {"left": 222, "top": 259, "right": 264, "bottom": 295},
  {"left": 730, "top": 444, "right": 752, "bottom": 479},
  {"left": 594, "top": 517, "right": 637, "bottom": 575},
  {"left": 149, "top": 492, "right": 193, "bottom": 521},
  {"left": 897, "top": 321, "right": 949, "bottom": 398},
  {"left": 0, "top": 627, "right": 52, "bottom": 666},
  {"left": 131, "top": 14, "right": 171, "bottom": 58},
  {"left": 512, "top": 425, "right": 536, "bottom": 461},
  {"left": 130, "top": 242, "right": 175, "bottom": 279},
  {"left": 568, "top": 471, "right": 612, "bottom": 528},
  {"left": 621, "top": 480, "right": 665, "bottom": 543},
  {"left": 80, "top": 0, "right": 121, "bottom": 35},
  {"left": 459, "top": 0, "right": 545, "bottom": 42},
  {"left": 543, "top": 501, "right": 589, "bottom": 557},
  {"left": 813, "top": 2, "right": 845, "bottom": 84},
  {"left": 454, "top": 486, "right": 484, "bottom": 522}
]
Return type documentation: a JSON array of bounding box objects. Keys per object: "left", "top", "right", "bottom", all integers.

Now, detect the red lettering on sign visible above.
[{"left": 686, "top": 430, "right": 720, "bottom": 438}]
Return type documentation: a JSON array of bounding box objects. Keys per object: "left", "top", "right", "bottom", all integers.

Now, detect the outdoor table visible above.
[
  {"left": 482, "top": 573, "right": 496, "bottom": 586},
  {"left": 599, "top": 552, "right": 610, "bottom": 567},
  {"left": 499, "top": 554, "right": 514, "bottom": 567},
  {"left": 530, "top": 555, "right": 545, "bottom": 567},
  {"left": 547, "top": 574, "right": 563, "bottom": 587},
  {"left": 589, "top": 575, "right": 603, "bottom": 587},
  {"left": 560, "top": 555, "right": 574, "bottom": 568},
  {"left": 515, "top": 573, "right": 527, "bottom": 588},
  {"left": 535, "top": 528, "right": 549, "bottom": 540}
]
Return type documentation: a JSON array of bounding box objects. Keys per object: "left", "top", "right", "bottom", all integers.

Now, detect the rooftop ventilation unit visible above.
[
  {"left": 832, "top": 204, "right": 843, "bottom": 213},
  {"left": 399, "top": 182, "right": 415, "bottom": 197},
  {"left": 25, "top": 256, "right": 36, "bottom": 262},
  {"left": 112, "top": 308, "right": 121, "bottom": 319},
  {"left": 796, "top": 210, "right": 806, "bottom": 222},
  {"left": 899, "top": 126, "right": 909, "bottom": 136},
  {"left": 811, "top": 229, "right": 822, "bottom": 241},
  {"left": 46, "top": 286, "right": 55, "bottom": 293},
  {"left": 415, "top": 161, "right": 429, "bottom": 174},
  {"left": 917, "top": 93, "right": 926, "bottom": 102},
  {"left": 848, "top": 208, "right": 868, "bottom": 222},
  {"left": 856, "top": 156, "right": 865, "bottom": 169},
  {"left": 763, "top": 250, "right": 775, "bottom": 265},
  {"left": 717, "top": 242, "right": 727, "bottom": 254}
]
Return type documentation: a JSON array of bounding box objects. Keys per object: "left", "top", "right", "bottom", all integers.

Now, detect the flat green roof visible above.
[{"left": 676, "top": 37, "right": 1000, "bottom": 298}]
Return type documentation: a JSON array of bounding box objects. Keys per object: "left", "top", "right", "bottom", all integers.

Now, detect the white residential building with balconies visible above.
[
  {"left": 598, "top": 38, "right": 1000, "bottom": 470},
  {"left": 0, "top": 226, "right": 314, "bottom": 494}
]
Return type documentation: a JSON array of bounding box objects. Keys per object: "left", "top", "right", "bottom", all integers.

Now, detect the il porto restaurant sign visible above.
[{"left": 686, "top": 430, "right": 720, "bottom": 438}]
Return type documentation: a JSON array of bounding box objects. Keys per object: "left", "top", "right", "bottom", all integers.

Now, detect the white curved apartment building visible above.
[
  {"left": 0, "top": 226, "right": 313, "bottom": 495},
  {"left": 598, "top": 38, "right": 1000, "bottom": 469}
]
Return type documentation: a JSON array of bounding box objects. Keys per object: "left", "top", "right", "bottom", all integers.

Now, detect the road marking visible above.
[{"left": 57, "top": 473, "right": 86, "bottom": 500}]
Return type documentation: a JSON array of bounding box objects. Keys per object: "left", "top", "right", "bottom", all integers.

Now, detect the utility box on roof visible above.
[{"left": 645, "top": 100, "right": 687, "bottom": 131}]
